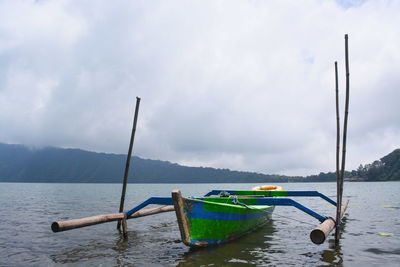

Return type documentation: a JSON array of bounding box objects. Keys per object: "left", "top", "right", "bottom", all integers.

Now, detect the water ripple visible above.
[{"left": 1, "top": 182, "right": 400, "bottom": 266}]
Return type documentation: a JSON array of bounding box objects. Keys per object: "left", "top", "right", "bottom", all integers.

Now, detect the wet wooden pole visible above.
[
  {"left": 310, "top": 199, "right": 349, "bottom": 244},
  {"left": 52, "top": 205, "right": 174, "bottom": 233},
  {"left": 117, "top": 97, "right": 141, "bottom": 234},
  {"left": 334, "top": 60, "right": 341, "bottom": 244},
  {"left": 335, "top": 34, "right": 350, "bottom": 244}
]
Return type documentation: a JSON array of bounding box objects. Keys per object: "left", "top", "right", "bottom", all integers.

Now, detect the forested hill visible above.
[
  {"left": 0, "top": 143, "right": 398, "bottom": 183},
  {"left": 0, "top": 143, "right": 292, "bottom": 183},
  {"left": 352, "top": 148, "right": 400, "bottom": 181}
]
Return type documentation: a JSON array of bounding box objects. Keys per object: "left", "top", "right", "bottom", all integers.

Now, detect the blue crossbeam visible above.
[
  {"left": 126, "top": 197, "right": 173, "bottom": 217},
  {"left": 254, "top": 197, "right": 327, "bottom": 222},
  {"left": 204, "top": 190, "right": 337, "bottom": 206},
  {"left": 125, "top": 191, "right": 331, "bottom": 223}
]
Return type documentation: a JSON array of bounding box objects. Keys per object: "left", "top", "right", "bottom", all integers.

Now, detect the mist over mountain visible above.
[
  {"left": 0, "top": 143, "right": 398, "bottom": 183},
  {"left": 0, "top": 143, "right": 291, "bottom": 183}
]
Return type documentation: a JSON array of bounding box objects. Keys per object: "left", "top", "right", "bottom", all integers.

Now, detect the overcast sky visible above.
[{"left": 0, "top": 0, "right": 399, "bottom": 176}]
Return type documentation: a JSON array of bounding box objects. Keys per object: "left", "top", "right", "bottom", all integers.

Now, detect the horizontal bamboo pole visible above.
[
  {"left": 310, "top": 199, "right": 349, "bottom": 244},
  {"left": 128, "top": 205, "right": 174, "bottom": 218},
  {"left": 52, "top": 205, "right": 175, "bottom": 233},
  {"left": 51, "top": 213, "right": 125, "bottom": 232}
]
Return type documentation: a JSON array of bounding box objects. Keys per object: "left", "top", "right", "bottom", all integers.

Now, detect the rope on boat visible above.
[
  {"left": 222, "top": 191, "right": 319, "bottom": 227},
  {"left": 231, "top": 195, "right": 317, "bottom": 227},
  {"left": 266, "top": 210, "right": 316, "bottom": 226},
  {"left": 232, "top": 196, "right": 251, "bottom": 208}
]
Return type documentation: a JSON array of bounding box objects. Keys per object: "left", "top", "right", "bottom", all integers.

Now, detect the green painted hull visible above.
[{"left": 172, "top": 191, "right": 274, "bottom": 247}]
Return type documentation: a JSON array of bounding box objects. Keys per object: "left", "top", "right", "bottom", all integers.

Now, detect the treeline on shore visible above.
[{"left": 0, "top": 143, "right": 398, "bottom": 183}]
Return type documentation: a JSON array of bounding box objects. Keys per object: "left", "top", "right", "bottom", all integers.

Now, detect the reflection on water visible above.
[
  {"left": 319, "top": 217, "right": 347, "bottom": 266},
  {"left": 177, "top": 220, "right": 278, "bottom": 266},
  {"left": 364, "top": 248, "right": 400, "bottom": 255},
  {"left": 1, "top": 182, "right": 400, "bottom": 266}
]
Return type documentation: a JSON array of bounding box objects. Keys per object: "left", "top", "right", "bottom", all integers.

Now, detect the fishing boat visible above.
[
  {"left": 172, "top": 189, "right": 275, "bottom": 247},
  {"left": 171, "top": 185, "right": 283, "bottom": 246},
  {"left": 170, "top": 186, "right": 347, "bottom": 247},
  {"left": 52, "top": 185, "right": 348, "bottom": 247}
]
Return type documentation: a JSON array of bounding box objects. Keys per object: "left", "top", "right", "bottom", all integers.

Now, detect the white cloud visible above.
[{"left": 0, "top": 0, "right": 399, "bottom": 175}]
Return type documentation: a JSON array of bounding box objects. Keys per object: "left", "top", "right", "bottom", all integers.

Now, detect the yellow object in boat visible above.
[{"left": 251, "top": 185, "right": 284, "bottom": 191}]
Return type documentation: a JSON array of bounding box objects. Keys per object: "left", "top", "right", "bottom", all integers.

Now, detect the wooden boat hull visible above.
[{"left": 172, "top": 190, "right": 274, "bottom": 247}]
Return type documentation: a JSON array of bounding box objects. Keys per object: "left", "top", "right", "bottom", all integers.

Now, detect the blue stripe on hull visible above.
[
  {"left": 190, "top": 238, "right": 227, "bottom": 245},
  {"left": 185, "top": 200, "right": 274, "bottom": 221}
]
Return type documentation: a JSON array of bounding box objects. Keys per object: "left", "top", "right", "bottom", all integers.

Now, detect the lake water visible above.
[{"left": 0, "top": 182, "right": 399, "bottom": 266}]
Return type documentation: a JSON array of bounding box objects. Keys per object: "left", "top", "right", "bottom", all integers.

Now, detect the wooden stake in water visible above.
[
  {"left": 335, "top": 34, "right": 350, "bottom": 244},
  {"left": 117, "top": 97, "right": 141, "bottom": 231},
  {"left": 334, "top": 61, "right": 341, "bottom": 243}
]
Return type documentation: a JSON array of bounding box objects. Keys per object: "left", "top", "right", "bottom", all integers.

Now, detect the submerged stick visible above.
[
  {"left": 310, "top": 199, "right": 349, "bottom": 244},
  {"left": 122, "top": 214, "right": 128, "bottom": 239},
  {"left": 52, "top": 205, "right": 174, "bottom": 233},
  {"left": 118, "top": 97, "right": 141, "bottom": 230}
]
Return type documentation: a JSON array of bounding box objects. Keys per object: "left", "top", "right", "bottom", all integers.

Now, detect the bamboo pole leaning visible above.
[
  {"left": 335, "top": 34, "right": 350, "bottom": 244},
  {"left": 334, "top": 60, "right": 342, "bottom": 244},
  {"left": 117, "top": 97, "right": 141, "bottom": 232},
  {"left": 328, "top": 34, "right": 351, "bottom": 245}
]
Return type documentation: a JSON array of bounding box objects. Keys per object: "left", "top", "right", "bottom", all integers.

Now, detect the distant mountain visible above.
[
  {"left": 1, "top": 143, "right": 398, "bottom": 183},
  {"left": 0, "top": 143, "right": 292, "bottom": 183}
]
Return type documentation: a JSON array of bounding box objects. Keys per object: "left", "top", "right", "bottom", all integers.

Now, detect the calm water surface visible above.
[{"left": 0, "top": 182, "right": 399, "bottom": 266}]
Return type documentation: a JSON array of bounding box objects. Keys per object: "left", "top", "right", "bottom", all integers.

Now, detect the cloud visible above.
[{"left": 0, "top": 0, "right": 399, "bottom": 176}]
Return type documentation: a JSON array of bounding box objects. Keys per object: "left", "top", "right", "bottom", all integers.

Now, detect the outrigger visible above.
[{"left": 51, "top": 186, "right": 349, "bottom": 246}]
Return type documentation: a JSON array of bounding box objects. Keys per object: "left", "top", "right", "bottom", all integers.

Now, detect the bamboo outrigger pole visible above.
[
  {"left": 117, "top": 97, "right": 141, "bottom": 233},
  {"left": 52, "top": 205, "right": 175, "bottom": 233}
]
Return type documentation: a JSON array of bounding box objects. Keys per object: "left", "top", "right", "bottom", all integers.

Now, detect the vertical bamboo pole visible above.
[
  {"left": 117, "top": 97, "right": 141, "bottom": 230},
  {"left": 336, "top": 34, "right": 350, "bottom": 244},
  {"left": 121, "top": 214, "right": 128, "bottom": 239},
  {"left": 334, "top": 61, "right": 341, "bottom": 243},
  {"left": 341, "top": 34, "right": 350, "bottom": 199}
]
